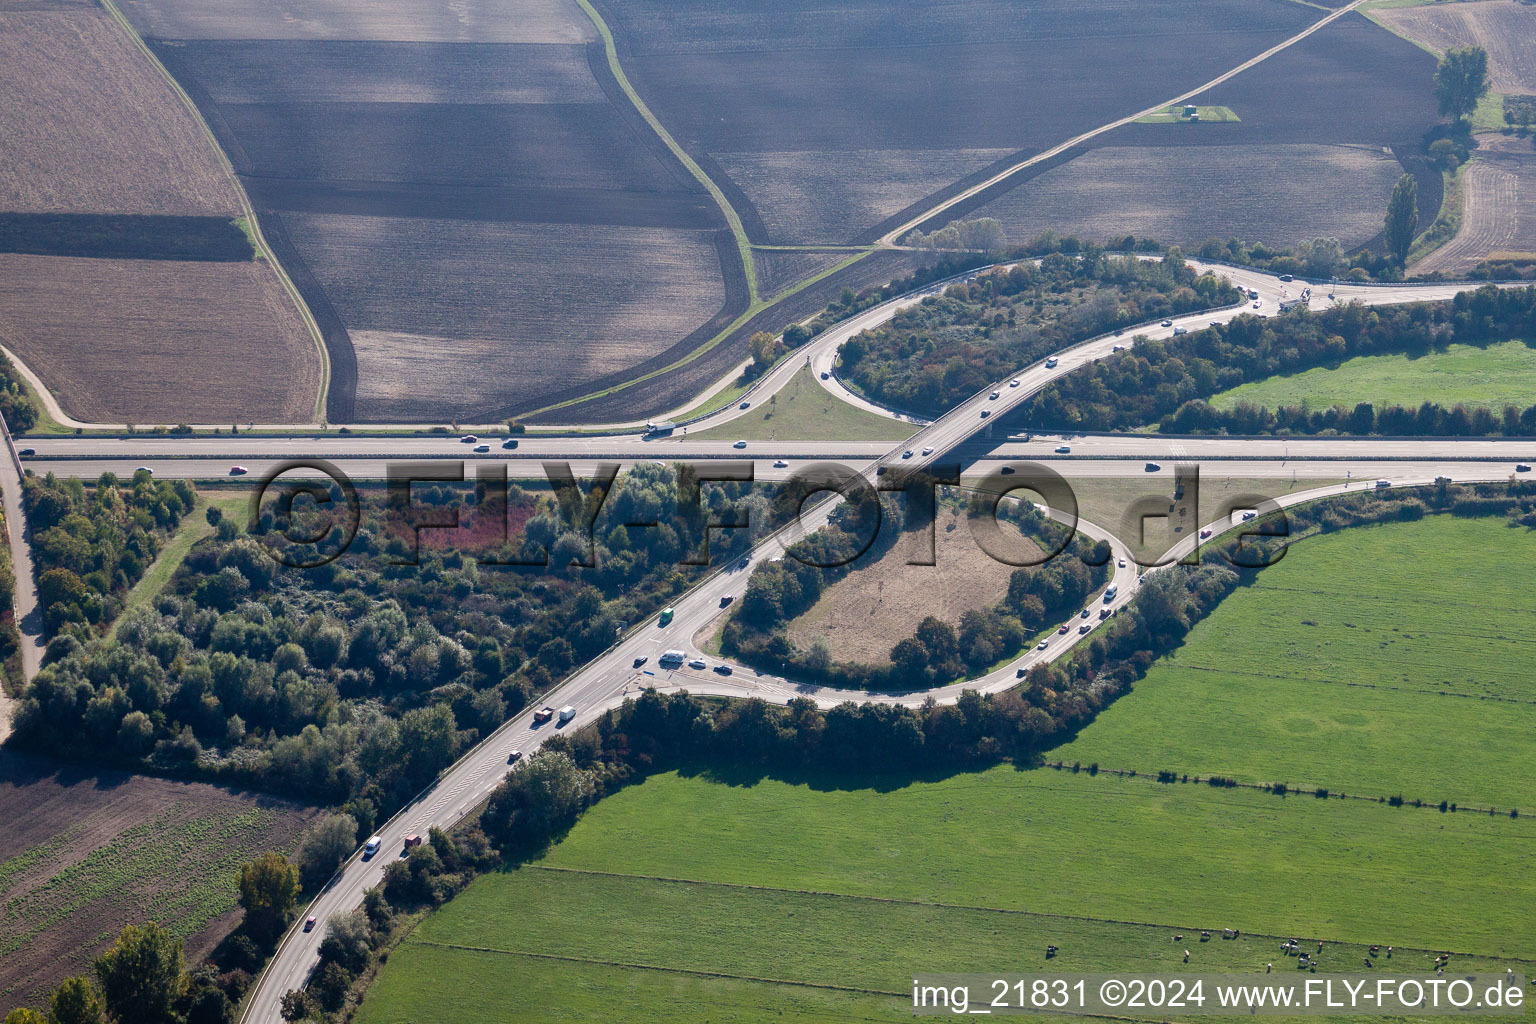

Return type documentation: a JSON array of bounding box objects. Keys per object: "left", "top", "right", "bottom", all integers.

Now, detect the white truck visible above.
[
  {"left": 558, "top": 705, "right": 576, "bottom": 724},
  {"left": 659, "top": 649, "right": 686, "bottom": 667}
]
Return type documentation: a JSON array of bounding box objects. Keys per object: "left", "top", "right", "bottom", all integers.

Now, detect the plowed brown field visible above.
[
  {"left": 0, "top": 750, "right": 317, "bottom": 1010},
  {"left": 0, "top": 255, "right": 321, "bottom": 423}
]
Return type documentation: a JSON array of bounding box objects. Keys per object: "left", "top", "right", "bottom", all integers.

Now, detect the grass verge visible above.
[{"left": 693, "top": 367, "right": 913, "bottom": 442}]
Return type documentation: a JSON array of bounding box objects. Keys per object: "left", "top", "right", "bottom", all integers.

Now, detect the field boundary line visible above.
[
  {"left": 877, "top": 0, "right": 1368, "bottom": 245},
  {"left": 517, "top": 865, "right": 1534, "bottom": 961},
  {"left": 1175, "top": 662, "right": 1536, "bottom": 706},
  {"left": 574, "top": 0, "right": 758, "bottom": 303},
  {"left": 95, "top": 0, "right": 331, "bottom": 424},
  {"left": 409, "top": 941, "right": 908, "bottom": 998}
]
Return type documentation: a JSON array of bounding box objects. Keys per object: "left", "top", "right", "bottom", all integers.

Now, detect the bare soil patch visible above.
[
  {"left": 1376, "top": 0, "right": 1536, "bottom": 94},
  {"left": 603, "top": 0, "right": 1318, "bottom": 244},
  {"left": 0, "top": 254, "right": 321, "bottom": 423},
  {"left": 0, "top": 750, "right": 317, "bottom": 1009},
  {"left": 119, "top": 0, "right": 592, "bottom": 43},
  {"left": 289, "top": 215, "right": 724, "bottom": 421},
  {"left": 974, "top": 143, "right": 1402, "bottom": 250},
  {"left": 785, "top": 509, "right": 1039, "bottom": 667},
  {"left": 0, "top": 9, "right": 238, "bottom": 216}
]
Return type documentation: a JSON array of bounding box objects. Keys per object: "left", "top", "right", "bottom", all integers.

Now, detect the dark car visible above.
[
  {"left": 633, "top": 655, "right": 647, "bottom": 668},
  {"left": 1519, "top": 464, "right": 1532, "bottom": 473},
  {"left": 713, "top": 664, "right": 733, "bottom": 675},
  {"left": 17, "top": 448, "right": 34, "bottom": 456}
]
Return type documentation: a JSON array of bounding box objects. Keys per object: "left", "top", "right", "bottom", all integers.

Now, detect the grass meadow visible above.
[
  {"left": 1207, "top": 340, "right": 1536, "bottom": 413},
  {"left": 355, "top": 490, "right": 1536, "bottom": 1023},
  {"left": 695, "top": 366, "right": 913, "bottom": 442}
]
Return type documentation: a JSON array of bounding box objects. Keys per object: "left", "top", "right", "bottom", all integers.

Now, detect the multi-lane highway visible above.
[{"left": 2, "top": 252, "right": 1518, "bottom": 1021}]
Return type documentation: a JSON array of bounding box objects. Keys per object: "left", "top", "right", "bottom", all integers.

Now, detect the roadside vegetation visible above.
[
  {"left": 694, "top": 366, "right": 911, "bottom": 442},
  {"left": 1023, "top": 282, "right": 1536, "bottom": 435},
  {"left": 838, "top": 249, "right": 1239, "bottom": 416},
  {"left": 9, "top": 467, "right": 772, "bottom": 807}
]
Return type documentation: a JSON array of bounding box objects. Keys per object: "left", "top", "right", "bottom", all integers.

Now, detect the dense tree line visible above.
[
  {"left": 839, "top": 249, "right": 1238, "bottom": 415},
  {"left": 26, "top": 472, "right": 193, "bottom": 635},
  {"left": 0, "top": 350, "right": 37, "bottom": 433},
  {"left": 1021, "top": 284, "right": 1536, "bottom": 434},
  {"left": 10, "top": 466, "right": 772, "bottom": 806},
  {"left": 1160, "top": 396, "right": 1536, "bottom": 437}
]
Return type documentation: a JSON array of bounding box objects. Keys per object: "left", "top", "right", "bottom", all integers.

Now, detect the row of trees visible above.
[
  {"left": 1021, "top": 283, "right": 1536, "bottom": 434},
  {"left": 1160, "top": 396, "right": 1536, "bottom": 437}
]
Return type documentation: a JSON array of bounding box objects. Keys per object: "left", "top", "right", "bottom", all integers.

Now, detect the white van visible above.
[
  {"left": 558, "top": 705, "right": 576, "bottom": 724},
  {"left": 364, "top": 836, "right": 382, "bottom": 857},
  {"left": 1103, "top": 584, "right": 1118, "bottom": 602},
  {"left": 659, "top": 649, "right": 686, "bottom": 667}
]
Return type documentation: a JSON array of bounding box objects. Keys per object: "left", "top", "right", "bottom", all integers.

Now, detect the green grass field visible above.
[
  {"left": 1055, "top": 516, "right": 1536, "bottom": 809},
  {"left": 1207, "top": 340, "right": 1536, "bottom": 413},
  {"left": 694, "top": 366, "right": 915, "bottom": 442},
  {"left": 356, "top": 514, "right": 1536, "bottom": 1024},
  {"left": 357, "top": 766, "right": 1532, "bottom": 1024}
]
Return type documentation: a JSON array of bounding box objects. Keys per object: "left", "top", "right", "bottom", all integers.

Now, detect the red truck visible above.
[{"left": 533, "top": 706, "right": 555, "bottom": 724}]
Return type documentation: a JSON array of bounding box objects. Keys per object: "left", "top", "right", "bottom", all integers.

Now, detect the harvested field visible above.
[
  {"left": 210, "top": 99, "right": 684, "bottom": 194},
  {"left": 751, "top": 249, "right": 854, "bottom": 300},
  {"left": 785, "top": 508, "right": 1039, "bottom": 666},
  {"left": 0, "top": 749, "right": 317, "bottom": 1009},
  {"left": 132, "top": 6, "right": 737, "bottom": 423},
  {"left": 153, "top": 39, "right": 605, "bottom": 105},
  {"left": 715, "top": 148, "right": 1012, "bottom": 245},
  {"left": 973, "top": 143, "right": 1402, "bottom": 250},
  {"left": 0, "top": 8, "right": 237, "bottom": 215},
  {"left": 952, "top": 13, "right": 1439, "bottom": 248},
  {"left": 602, "top": 0, "right": 1317, "bottom": 243},
  {"left": 276, "top": 214, "right": 724, "bottom": 421},
  {"left": 550, "top": 250, "right": 922, "bottom": 424},
  {"left": 0, "top": 254, "right": 321, "bottom": 423},
  {"left": 1198, "top": 12, "right": 1440, "bottom": 149},
  {"left": 1415, "top": 136, "right": 1536, "bottom": 275},
  {"left": 118, "top": 0, "right": 593, "bottom": 43},
  {"left": 1375, "top": 0, "right": 1536, "bottom": 94}
]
